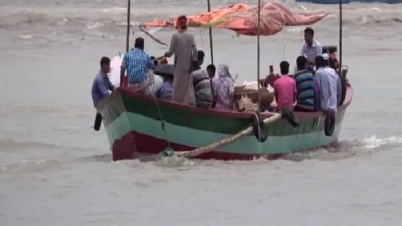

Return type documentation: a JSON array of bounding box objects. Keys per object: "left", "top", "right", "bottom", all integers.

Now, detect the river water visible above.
[{"left": 1, "top": 0, "right": 402, "bottom": 225}]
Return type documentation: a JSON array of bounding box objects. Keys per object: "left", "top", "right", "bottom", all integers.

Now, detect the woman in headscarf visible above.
[
  {"left": 212, "top": 64, "right": 235, "bottom": 110},
  {"left": 163, "top": 15, "right": 198, "bottom": 105}
]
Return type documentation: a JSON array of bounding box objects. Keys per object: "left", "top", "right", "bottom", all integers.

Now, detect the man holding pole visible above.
[{"left": 163, "top": 15, "right": 198, "bottom": 105}]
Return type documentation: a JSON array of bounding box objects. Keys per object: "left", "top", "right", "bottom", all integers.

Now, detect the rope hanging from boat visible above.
[
  {"left": 151, "top": 94, "right": 173, "bottom": 150},
  {"left": 162, "top": 113, "right": 282, "bottom": 158}
]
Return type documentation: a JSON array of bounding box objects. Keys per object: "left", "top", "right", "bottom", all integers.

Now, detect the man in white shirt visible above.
[{"left": 300, "top": 27, "right": 323, "bottom": 65}]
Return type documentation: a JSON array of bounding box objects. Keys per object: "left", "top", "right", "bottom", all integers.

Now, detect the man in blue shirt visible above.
[
  {"left": 91, "top": 56, "right": 115, "bottom": 108},
  {"left": 91, "top": 56, "right": 114, "bottom": 131},
  {"left": 120, "top": 37, "right": 155, "bottom": 95}
]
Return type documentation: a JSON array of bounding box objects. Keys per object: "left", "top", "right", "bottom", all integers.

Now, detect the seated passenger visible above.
[
  {"left": 206, "top": 64, "right": 216, "bottom": 108},
  {"left": 156, "top": 77, "right": 173, "bottom": 100},
  {"left": 293, "top": 56, "right": 315, "bottom": 112},
  {"left": 314, "top": 56, "right": 337, "bottom": 113},
  {"left": 192, "top": 51, "right": 212, "bottom": 108},
  {"left": 322, "top": 54, "right": 342, "bottom": 107},
  {"left": 329, "top": 57, "right": 346, "bottom": 105},
  {"left": 206, "top": 64, "right": 216, "bottom": 79},
  {"left": 273, "top": 61, "right": 297, "bottom": 112},
  {"left": 212, "top": 64, "right": 235, "bottom": 110}
]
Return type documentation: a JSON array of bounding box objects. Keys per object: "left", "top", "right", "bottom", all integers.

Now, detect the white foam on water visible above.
[{"left": 364, "top": 135, "right": 402, "bottom": 149}]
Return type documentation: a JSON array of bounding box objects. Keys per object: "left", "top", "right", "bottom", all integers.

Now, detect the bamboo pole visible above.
[
  {"left": 171, "top": 113, "right": 282, "bottom": 158},
  {"left": 126, "top": 0, "right": 131, "bottom": 53},
  {"left": 338, "top": 0, "right": 343, "bottom": 70},
  {"left": 207, "top": 0, "right": 214, "bottom": 64},
  {"left": 120, "top": 0, "right": 131, "bottom": 88},
  {"left": 256, "top": 0, "right": 262, "bottom": 112}
]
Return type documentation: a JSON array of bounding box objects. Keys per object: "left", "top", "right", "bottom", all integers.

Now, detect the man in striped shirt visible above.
[
  {"left": 120, "top": 37, "right": 155, "bottom": 95},
  {"left": 293, "top": 56, "right": 316, "bottom": 112}
]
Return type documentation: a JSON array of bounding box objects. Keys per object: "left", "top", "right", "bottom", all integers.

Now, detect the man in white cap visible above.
[{"left": 300, "top": 27, "right": 323, "bottom": 65}]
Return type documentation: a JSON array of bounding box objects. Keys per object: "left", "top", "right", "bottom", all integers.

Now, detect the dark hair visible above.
[
  {"left": 100, "top": 56, "right": 110, "bottom": 66},
  {"left": 304, "top": 27, "right": 314, "bottom": 36},
  {"left": 329, "top": 58, "right": 336, "bottom": 69},
  {"left": 315, "top": 55, "right": 325, "bottom": 68},
  {"left": 280, "top": 61, "right": 290, "bottom": 75},
  {"left": 134, "top": 37, "right": 144, "bottom": 50},
  {"left": 296, "top": 56, "right": 307, "bottom": 70},
  {"left": 197, "top": 50, "right": 205, "bottom": 62},
  {"left": 207, "top": 64, "right": 216, "bottom": 73}
]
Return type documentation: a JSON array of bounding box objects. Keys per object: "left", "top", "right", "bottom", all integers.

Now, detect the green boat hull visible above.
[{"left": 97, "top": 85, "right": 353, "bottom": 161}]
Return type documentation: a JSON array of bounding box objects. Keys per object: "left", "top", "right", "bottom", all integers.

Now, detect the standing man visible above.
[
  {"left": 91, "top": 56, "right": 114, "bottom": 131},
  {"left": 91, "top": 56, "right": 114, "bottom": 108},
  {"left": 163, "top": 15, "right": 198, "bottom": 105},
  {"left": 322, "top": 54, "right": 342, "bottom": 108},
  {"left": 314, "top": 55, "right": 338, "bottom": 113},
  {"left": 300, "top": 27, "right": 323, "bottom": 65},
  {"left": 121, "top": 37, "right": 155, "bottom": 95}
]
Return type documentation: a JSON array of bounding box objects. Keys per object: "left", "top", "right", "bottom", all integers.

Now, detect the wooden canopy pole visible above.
[
  {"left": 256, "top": 0, "right": 262, "bottom": 111},
  {"left": 338, "top": 0, "right": 343, "bottom": 70},
  {"left": 126, "top": 0, "right": 131, "bottom": 53},
  {"left": 120, "top": 0, "right": 131, "bottom": 87},
  {"left": 207, "top": 0, "right": 214, "bottom": 64}
]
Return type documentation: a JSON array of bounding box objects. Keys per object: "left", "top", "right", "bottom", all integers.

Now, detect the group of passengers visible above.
[
  {"left": 269, "top": 27, "right": 347, "bottom": 115},
  {"left": 91, "top": 14, "right": 347, "bottom": 115}
]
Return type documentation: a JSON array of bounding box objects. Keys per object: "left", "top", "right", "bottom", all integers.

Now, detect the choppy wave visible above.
[
  {"left": 88, "top": 135, "right": 402, "bottom": 166},
  {"left": 0, "top": 138, "right": 87, "bottom": 151}
]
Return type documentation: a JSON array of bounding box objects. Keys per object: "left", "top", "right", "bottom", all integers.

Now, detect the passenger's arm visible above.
[
  {"left": 273, "top": 81, "right": 278, "bottom": 105},
  {"left": 164, "top": 34, "right": 177, "bottom": 57},
  {"left": 120, "top": 54, "right": 128, "bottom": 85},
  {"left": 96, "top": 79, "right": 110, "bottom": 98},
  {"left": 146, "top": 55, "right": 155, "bottom": 69},
  {"left": 107, "top": 77, "right": 115, "bottom": 91},
  {"left": 191, "top": 36, "right": 198, "bottom": 62},
  {"left": 293, "top": 80, "right": 297, "bottom": 104}
]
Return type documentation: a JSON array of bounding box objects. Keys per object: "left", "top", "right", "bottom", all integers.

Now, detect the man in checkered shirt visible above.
[{"left": 120, "top": 37, "right": 155, "bottom": 95}]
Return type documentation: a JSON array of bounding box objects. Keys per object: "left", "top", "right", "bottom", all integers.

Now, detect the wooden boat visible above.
[
  {"left": 96, "top": 1, "right": 351, "bottom": 161},
  {"left": 97, "top": 84, "right": 352, "bottom": 161}
]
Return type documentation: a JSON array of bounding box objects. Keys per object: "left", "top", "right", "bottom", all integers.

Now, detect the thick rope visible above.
[
  {"left": 150, "top": 71, "right": 172, "bottom": 150},
  {"left": 171, "top": 113, "right": 281, "bottom": 158}
]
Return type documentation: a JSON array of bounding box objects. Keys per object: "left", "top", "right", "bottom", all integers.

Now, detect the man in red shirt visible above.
[{"left": 273, "top": 61, "right": 297, "bottom": 111}]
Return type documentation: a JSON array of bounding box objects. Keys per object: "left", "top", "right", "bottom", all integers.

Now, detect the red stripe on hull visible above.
[{"left": 112, "top": 131, "right": 282, "bottom": 161}]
